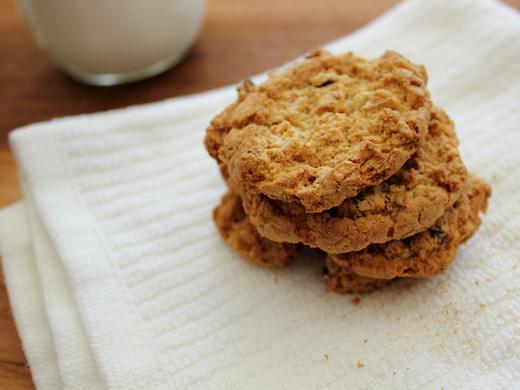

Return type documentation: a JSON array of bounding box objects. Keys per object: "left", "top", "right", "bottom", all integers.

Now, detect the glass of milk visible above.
[{"left": 16, "top": 0, "right": 206, "bottom": 86}]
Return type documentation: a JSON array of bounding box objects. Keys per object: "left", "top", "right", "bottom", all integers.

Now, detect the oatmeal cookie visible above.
[
  {"left": 213, "top": 191, "right": 295, "bottom": 268},
  {"left": 323, "top": 259, "right": 391, "bottom": 294},
  {"left": 206, "top": 50, "right": 431, "bottom": 212},
  {"left": 327, "top": 176, "right": 491, "bottom": 280},
  {"left": 242, "top": 107, "right": 468, "bottom": 253}
]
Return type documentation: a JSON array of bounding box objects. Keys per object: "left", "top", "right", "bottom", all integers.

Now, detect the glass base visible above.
[{"left": 57, "top": 51, "right": 187, "bottom": 86}]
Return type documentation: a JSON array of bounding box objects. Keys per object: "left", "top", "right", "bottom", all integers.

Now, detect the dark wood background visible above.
[{"left": 1, "top": 0, "right": 518, "bottom": 388}]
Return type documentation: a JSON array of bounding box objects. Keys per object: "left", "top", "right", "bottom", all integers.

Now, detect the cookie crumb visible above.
[
  {"left": 357, "top": 361, "right": 365, "bottom": 368},
  {"left": 324, "top": 353, "right": 329, "bottom": 361},
  {"left": 363, "top": 338, "right": 368, "bottom": 343},
  {"left": 351, "top": 297, "right": 361, "bottom": 305},
  {"left": 479, "top": 303, "right": 485, "bottom": 309}
]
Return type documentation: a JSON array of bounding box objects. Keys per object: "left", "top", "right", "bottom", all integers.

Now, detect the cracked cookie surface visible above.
[
  {"left": 206, "top": 50, "right": 431, "bottom": 212},
  {"left": 327, "top": 176, "right": 490, "bottom": 281},
  {"left": 241, "top": 107, "right": 468, "bottom": 253},
  {"left": 213, "top": 191, "right": 295, "bottom": 268}
]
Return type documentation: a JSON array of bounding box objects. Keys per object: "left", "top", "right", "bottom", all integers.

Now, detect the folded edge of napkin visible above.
[
  {"left": 24, "top": 184, "right": 106, "bottom": 390},
  {"left": 0, "top": 202, "right": 63, "bottom": 390}
]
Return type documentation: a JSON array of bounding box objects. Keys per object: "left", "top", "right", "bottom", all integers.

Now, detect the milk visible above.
[{"left": 17, "top": 0, "right": 206, "bottom": 84}]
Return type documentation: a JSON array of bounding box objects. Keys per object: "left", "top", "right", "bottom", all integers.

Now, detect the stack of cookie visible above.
[{"left": 205, "top": 50, "right": 491, "bottom": 293}]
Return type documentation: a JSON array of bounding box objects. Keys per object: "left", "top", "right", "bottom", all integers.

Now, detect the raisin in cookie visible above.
[
  {"left": 241, "top": 107, "right": 468, "bottom": 253},
  {"left": 206, "top": 50, "right": 431, "bottom": 212},
  {"left": 327, "top": 176, "right": 491, "bottom": 281},
  {"left": 213, "top": 191, "right": 295, "bottom": 268}
]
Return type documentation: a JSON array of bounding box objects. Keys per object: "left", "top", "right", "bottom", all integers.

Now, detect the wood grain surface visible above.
[{"left": 0, "top": 0, "right": 518, "bottom": 388}]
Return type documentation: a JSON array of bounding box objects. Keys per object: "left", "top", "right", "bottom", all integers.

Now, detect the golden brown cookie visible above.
[
  {"left": 327, "top": 176, "right": 491, "bottom": 281},
  {"left": 241, "top": 107, "right": 468, "bottom": 253},
  {"left": 206, "top": 50, "right": 431, "bottom": 212},
  {"left": 213, "top": 191, "right": 295, "bottom": 268},
  {"left": 323, "top": 259, "right": 391, "bottom": 294}
]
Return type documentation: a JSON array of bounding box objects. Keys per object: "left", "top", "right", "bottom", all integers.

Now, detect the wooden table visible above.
[{"left": 1, "top": 0, "right": 519, "bottom": 388}]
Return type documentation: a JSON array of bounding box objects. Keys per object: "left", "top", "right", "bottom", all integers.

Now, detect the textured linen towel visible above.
[{"left": 1, "top": 0, "right": 519, "bottom": 389}]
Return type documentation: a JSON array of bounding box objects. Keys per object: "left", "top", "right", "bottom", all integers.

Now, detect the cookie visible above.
[
  {"left": 323, "top": 259, "right": 391, "bottom": 294},
  {"left": 327, "top": 176, "right": 491, "bottom": 281},
  {"left": 241, "top": 107, "right": 468, "bottom": 253},
  {"left": 206, "top": 50, "right": 431, "bottom": 212},
  {"left": 213, "top": 191, "right": 295, "bottom": 268}
]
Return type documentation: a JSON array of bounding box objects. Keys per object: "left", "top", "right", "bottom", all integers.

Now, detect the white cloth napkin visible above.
[{"left": 1, "top": 0, "right": 519, "bottom": 388}]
